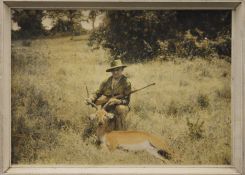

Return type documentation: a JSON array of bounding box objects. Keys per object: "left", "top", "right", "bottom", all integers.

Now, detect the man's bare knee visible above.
[{"left": 115, "top": 105, "right": 129, "bottom": 115}]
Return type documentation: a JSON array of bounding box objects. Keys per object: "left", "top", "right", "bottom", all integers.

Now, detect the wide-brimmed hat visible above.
[{"left": 106, "top": 59, "right": 127, "bottom": 72}]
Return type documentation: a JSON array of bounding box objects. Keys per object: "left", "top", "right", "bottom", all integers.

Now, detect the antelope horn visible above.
[
  {"left": 103, "top": 101, "right": 110, "bottom": 110},
  {"left": 82, "top": 95, "right": 98, "bottom": 110},
  {"left": 88, "top": 101, "right": 98, "bottom": 110}
]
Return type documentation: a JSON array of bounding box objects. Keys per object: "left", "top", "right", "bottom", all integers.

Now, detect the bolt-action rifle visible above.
[{"left": 92, "top": 83, "right": 156, "bottom": 107}]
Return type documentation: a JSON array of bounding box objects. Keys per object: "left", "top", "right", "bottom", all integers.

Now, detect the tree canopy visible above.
[{"left": 89, "top": 10, "right": 231, "bottom": 62}]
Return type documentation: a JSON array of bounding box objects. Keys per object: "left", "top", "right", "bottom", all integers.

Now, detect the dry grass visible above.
[{"left": 11, "top": 35, "right": 231, "bottom": 165}]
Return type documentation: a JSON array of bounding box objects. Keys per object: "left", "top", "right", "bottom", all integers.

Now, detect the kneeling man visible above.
[{"left": 86, "top": 59, "right": 131, "bottom": 130}]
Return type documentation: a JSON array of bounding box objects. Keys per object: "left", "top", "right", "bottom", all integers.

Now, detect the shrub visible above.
[
  {"left": 166, "top": 100, "right": 195, "bottom": 116},
  {"left": 11, "top": 84, "right": 63, "bottom": 163},
  {"left": 22, "top": 40, "right": 32, "bottom": 47},
  {"left": 213, "top": 34, "right": 231, "bottom": 59},
  {"left": 186, "top": 117, "right": 205, "bottom": 140},
  {"left": 11, "top": 47, "right": 48, "bottom": 75},
  {"left": 82, "top": 119, "right": 97, "bottom": 140},
  {"left": 12, "top": 10, "right": 46, "bottom": 39},
  {"left": 166, "top": 101, "right": 179, "bottom": 116},
  {"left": 168, "top": 30, "right": 216, "bottom": 58},
  {"left": 215, "top": 85, "right": 231, "bottom": 100},
  {"left": 179, "top": 104, "right": 195, "bottom": 114},
  {"left": 197, "top": 94, "right": 209, "bottom": 109},
  {"left": 132, "top": 103, "right": 148, "bottom": 119},
  {"left": 89, "top": 11, "right": 231, "bottom": 62}
]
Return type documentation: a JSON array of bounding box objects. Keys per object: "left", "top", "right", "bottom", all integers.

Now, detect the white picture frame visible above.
[{"left": 0, "top": 0, "right": 244, "bottom": 174}]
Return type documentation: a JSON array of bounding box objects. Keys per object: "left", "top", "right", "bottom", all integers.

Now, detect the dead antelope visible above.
[{"left": 88, "top": 105, "right": 179, "bottom": 163}]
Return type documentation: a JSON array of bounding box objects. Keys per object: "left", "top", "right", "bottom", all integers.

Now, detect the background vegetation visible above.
[
  {"left": 89, "top": 11, "right": 231, "bottom": 62},
  {"left": 11, "top": 10, "right": 231, "bottom": 165}
]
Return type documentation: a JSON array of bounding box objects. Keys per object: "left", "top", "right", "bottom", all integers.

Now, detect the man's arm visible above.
[
  {"left": 105, "top": 79, "right": 131, "bottom": 106},
  {"left": 85, "top": 80, "right": 106, "bottom": 105},
  {"left": 121, "top": 80, "right": 131, "bottom": 105}
]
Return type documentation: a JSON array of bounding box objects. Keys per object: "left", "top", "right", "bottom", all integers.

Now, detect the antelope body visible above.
[
  {"left": 89, "top": 107, "right": 177, "bottom": 163},
  {"left": 101, "top": 130, "right": 173, "bottom": 161}
]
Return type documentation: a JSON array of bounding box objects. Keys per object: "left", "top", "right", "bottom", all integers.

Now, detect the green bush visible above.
[
  {"left": 22, "top": 40, "right": 32, "bottom": 47},
  {"left": 166, "top": 100, "right": 195, "bottom": 117},
  {"left": 212, "top": 34, "right": 231, "bottom": 62},
  {"left": 12, "top": 10, "right": 46, "bottom": 39},
  {"left": 89, "top": 10, "right": 231, "bottom": 62},
  {"left": 11, "top": 84, "right": 66, "bottom": 163},
  {"left": 186, "top": 117, "right": 205, "bottom": 140},
  {"left": 215, "top": 85, "right": 231, "bottom": 100},
  {"left": 167, "top": 101, "right": 179, "bottom": 116},
  {"left": 197, "top": 94, "right": 209, "bottom": 109},
  {"left": 167, "top": 30, "right": 216, "bottom": 58}
]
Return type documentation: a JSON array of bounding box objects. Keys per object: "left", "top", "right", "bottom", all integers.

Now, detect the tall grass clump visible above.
[
  {"left": 197, "top": 94, "right": 209, "bottom": 109},
  {"left": 166, "top": 100, "right": 179, "bottom": 116},
  {"left": 215, "top": 83, "right": 231, "bottom": 100},
  {"left": 12, "top": 84, "right": 57, "bottom": 163},
  {"left": 165, "top": 100, "right": 195, "bottom": 117},
  {"left": 11, "top": 82, "right": 75, "bottom": 164},
  {"left": 186, "top": 117, "right": 205, "bottom": 140}
]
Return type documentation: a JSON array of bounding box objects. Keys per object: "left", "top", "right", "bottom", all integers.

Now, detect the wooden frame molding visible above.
[
  {"left": 2, "top": 0, "right": 242, "bottom": 9},
  {"left": 0, "top": 0, "right": 244, "bottom": 175}
]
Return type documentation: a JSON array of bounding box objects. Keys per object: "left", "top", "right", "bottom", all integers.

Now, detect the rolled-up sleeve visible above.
[
  {"left": 121, "top": 81, "right": 131, "bottom": 105},
  {"left": 91, "top": 80, "right": 106, "bottom": 102}
]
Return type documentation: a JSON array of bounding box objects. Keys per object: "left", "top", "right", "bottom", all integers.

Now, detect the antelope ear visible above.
[
  {"left": 89, "top": 113, "right": 96, "bottom": 120},
  {"left": 107, "top": 113, "right": 114, "bottom": 119}
]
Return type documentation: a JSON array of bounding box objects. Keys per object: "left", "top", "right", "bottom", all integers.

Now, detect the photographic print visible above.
[{"left": 11, "top": 10, "right": 231, "bottom": 165}]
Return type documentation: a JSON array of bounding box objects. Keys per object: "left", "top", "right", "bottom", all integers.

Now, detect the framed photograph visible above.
[{"left": 0, "top": 0, "right": 244, "bottom": 175}]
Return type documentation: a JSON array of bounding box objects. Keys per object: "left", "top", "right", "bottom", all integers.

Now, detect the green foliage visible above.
[
  {"left": 167, "top": 101, "right": 179, "bottom": 116},
  {"left": 50, "top": 19, "right": 74, "bottom": 33},
  {"left": 21, "top": 40, "right": 32, "bottom": 47},
  {"left": 215, "top": 84, "right": 231, "bottom": 100},
  {"left": 89, "top": 11, "right": 177, "bottom": 62},
  {"left": 45, "top": 10, "right": 87, "bottom": 36},
  {"left": 11, "top": 84, "right": 56, "bottom": 163},
  {"left": 212, "top": 34, "right": 231, "bottom": 62},
  {"left": 82, "top": 119, "right": 97, "bottom": 140},
  {"left": 11, "top": 48, "right": 47, "bottom": 75},
  {"left": 175, "top": 11, "right": 231, "bottom": 39},
  {"left": 11, "top": 83, "right": 75, "bottom": 163},
  {"left": 89, "top": 10, "right": 231, "bottom": 62},
  {"left": 166, "top": 30, "right": 216, "bottom": 58},
  {"left": 166, "top": 100, "right": 195, "bottom": 117},
  {"left": 132, "top": 103, "right": 148, "bottom": 119},
  {"left": 197, "top": 94, "right": 209, "bottom": 109},
  {"left": 186, "top": 117, "right": 205, "bottom": 140},
  {"left": 12, "top": 10, "right": 46, "bottom": 39},
  {"left": 88, "top": 10, "right": 103, "bottom": 30}
]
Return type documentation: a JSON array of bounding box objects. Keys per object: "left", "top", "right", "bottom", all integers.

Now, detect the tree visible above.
[
  {"left": 175, "top": 11, "right": 231, "bottom": 39},
  {"left": 89, "top": 10, "right": 231, "bottom": 62},
  {"left": 45, "top": 10, "right": 87, "bottom": 37},
  {"left": 88, "top": 10, "right": 103, "bottom": 30},
  {"left": 89, "top": 10, "right": 177, "bottom": 62},
  {"left": 12, "top": 10, "right": 45, "bottom": 38}
]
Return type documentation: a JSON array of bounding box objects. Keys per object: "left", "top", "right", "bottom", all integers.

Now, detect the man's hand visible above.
[
  {"left": 107, "top": 98, "right": 121, "bottom": 106},
  {"left": 84, "top": 97, "right": 94, "bottom": 105}
]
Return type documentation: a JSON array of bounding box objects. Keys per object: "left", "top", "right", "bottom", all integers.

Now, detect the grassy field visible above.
[{"left": 11, "top": 35, "right": 231, "bottom": 165}]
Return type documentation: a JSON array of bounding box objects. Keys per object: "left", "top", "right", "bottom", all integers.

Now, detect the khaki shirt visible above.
[{"left": 92, "top": 75, "right": 131, "bottom": 105}]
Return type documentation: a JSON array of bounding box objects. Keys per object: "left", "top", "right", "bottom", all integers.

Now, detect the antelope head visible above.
[
  {"left": 89, "top": 107, "right": 114, "bottom": 127},
  {"left": 89, "top": 108, "right": 114, "bottom": 141}
]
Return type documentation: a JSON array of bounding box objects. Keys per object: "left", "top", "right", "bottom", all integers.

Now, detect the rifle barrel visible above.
[{"left": 130, "top": 83, "right": 156, "bottom": 94}]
